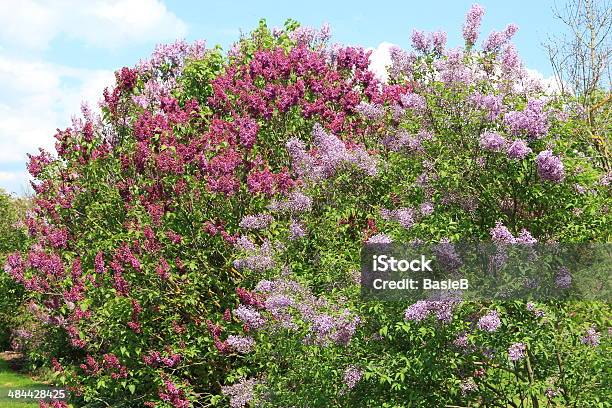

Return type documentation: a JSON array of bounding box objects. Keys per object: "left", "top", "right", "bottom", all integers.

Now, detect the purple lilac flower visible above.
[
  {"left": 536, "top": 150, "right": 565, "bottom": 183},
  {"left": 226, "top": 335, "right": 255, "bottom": 354},
  {"left": 490, "top": 221, "right": 516, "bottom": 244},
  {"left": 483, "top": 24, "right": 519, "bottom": 53},
  {"left": 404, "top": 300, "right": 431, "bottom": 322},
  {"left": 501, "top": 44, "right": 521, "bottom": 73},
  {"left": 433, "top": 239, "right": 463, "bottom": 272},
  {"left": 380, "top": 207, "right": 416, "bottom": 229},
  {"left": 432, "top": 31, "right": 447, "bottom": 54},
  {"left": 435, "top": 48, "right": 473, "bottom": 84},
  {"left": 400, "top": 93, "right": 427, "bottom": 113},
  {"left": 389, "top": 46, "right": 417, "bottom": 80},
  {"left": 581, "top": 327, "right": 601, "bottom": 346},
  {"left": 453, "top": 333, "right": 469, "bottom": 349},
  {"left": 420, "top": 201, "right": 434, "bottom": 216},
  {"left": 554, "top": 267, "right": 572, "bottom": 289},
  {"left": 355, "top": 101, "right": 385, "bottom": 120},
  {"left": 239, "top": 214, "right": 274, "bottom": 230},
  {"left": 462, "top": 4, "right": 486, "bottom": 46},
  {"left": 411, "top": 30, "right": 431, "bottom": 53},
  {"left": 508, "top": 342, "right": 526, "bottom": 361},
  {"left": 507, "top": 139, "right": 532, "bottom": 159},
  {"left": 477, "top": 310, "right": 501, "bottom": 332},
  {"left": 527, "top": 302, "right": 545, "bottom": 318},
  {"left": 289, "top": 219, "right": 306, "bottom": 240},
  {"left": 221, "top": 378, "right": 258, "bottom": 408},
  {"left": 504, "top": 99, "right": 549, "bottom": 139},
  {"left": 515, "top": 229, "right": 537, "bottom": 245},
  {"left": 367, "top": 233, "right": 393, "bottom": 244},
  {"left": 479, "top": 131, "right": 507, "bottom": 152},
  {"left": 233, "top": 305, "right": 265, "bottom": 330},
  {"left": 470, "top": 92, "right": 503, "bottom": 120},
  {"left": 343, "top": 365, "right": 363, "bottom": 389},
  {"left": 233, "top": 239, "right": 275, "bottom": 272}
]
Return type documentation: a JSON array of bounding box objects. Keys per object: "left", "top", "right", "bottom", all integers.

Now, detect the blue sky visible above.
[{"left": 0, "top": 0, "right": 564, "bottom": 195}]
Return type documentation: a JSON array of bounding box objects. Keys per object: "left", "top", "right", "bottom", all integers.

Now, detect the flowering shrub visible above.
[{"left": 3, "top": 6, "right": 611, "bottom": 408}]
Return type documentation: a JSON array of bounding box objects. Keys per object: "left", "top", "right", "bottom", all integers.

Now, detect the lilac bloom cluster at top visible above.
[{"left": 404, "top": 291, "right": 463, "bottom": 324}]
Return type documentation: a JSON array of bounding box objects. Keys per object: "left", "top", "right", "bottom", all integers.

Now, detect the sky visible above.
[{"left": 0, "top": 0, "right": 565, "bottom": 195}]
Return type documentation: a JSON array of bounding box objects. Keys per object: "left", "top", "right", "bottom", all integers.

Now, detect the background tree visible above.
[{"left": 544, "top": 0, "right": 611, "bottom": 170}]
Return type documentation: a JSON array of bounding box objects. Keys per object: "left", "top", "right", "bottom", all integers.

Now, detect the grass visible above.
[{"left": 0, "top": 356, "right": 50, "bottom": 407}]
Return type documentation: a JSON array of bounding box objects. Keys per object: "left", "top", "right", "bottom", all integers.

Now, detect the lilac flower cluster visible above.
[
  {"left": 433, "top": 239, "right": 463, "bottom": 272},
  {"left": 435, "top": 48, "right": 473, "bottom": 85},
  {"left": 355, "top": 101, "right": 385, "bottom": 120},
  {"left": 286, "top": 124, "right": 378, "bottom": 180},
  {"left": 253, "top": 278, "right": 361, "bottom": 347},
  {"left": 508, "top": 342, "right": 526, "bottom": 361},
  {"left": 400, "top": 93, "right": 427, "bottom": 113},
  {"left": 580, "top": 327, "right": 601, "bottom": 346},
  {"left": 343, "top": 365, "right": 363, "bottom": 389},
  {"left": 233, "top": 305, "right": 265, "bottom": 330},
  {"left": 482, "top": 24, "right": 519, "bottom": 53},
  {"left": 462, "top": 4, "right": 486, "bottom": 46},
  {"left": 233, "top": 237, "right": 275, "bottom": 272},
  {"left": 221, "top": 378, "right": 258, "bottom": 408},
  {"left": 388, "top": 46, "right": 416, "bottom": 80},
  {"left": 470, "top": 92, "right": 503, "bottom": 120},
  {"left": 506, "top": 139, "right": 532, "bottom": 159},
  {"left": 404, "top": 292, "right": 462, "bottom": 323},
  {"left": 380, "top": 207, "right": 416, "bottom": 229},
  {"left": 555, "top": 266, "right": 572, "bottom": 289},
  {"left": 536, "top": 150, "right": 565, "bottom": 183},
  {"left": 504, "top": 99, "right": 549, "bottom": 139},
  {"left": 289, "top": 219, "right": 306, "bottom": 240},
  {"left": 288, "top": 23, "right": 331, "bottom": 46},
  {"left": 479, "top": 131, "right": 507, "bottom": 152},
  {"left": 490, "top": 222, "right": 537, "bottom": 245},
  {"left": 477, "top": 310, "right": 501, "bottom": 332},
  {"left": 269, "top": 191, "right": 313, "bottom": 213},
  {"left": 239, "top": 213, "right": 274, "bottom": 230},
  {"left": 226, "top": 335, "right": 256, "bottom": 353},
  {"left": 366, "top": 233, "right": 393, "bottom": 244}
]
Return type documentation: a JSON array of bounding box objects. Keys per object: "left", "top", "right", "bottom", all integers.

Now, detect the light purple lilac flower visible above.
[
  {"left": 239, "top": 214, "right": 274, "bottom": 230},
  {"left": 479, "top": 131, "right": 507, "bottom": 152},
  {"left": 504, "top": 99, "right": 549, "bottom": 139},
  {"left": 490, "top": 221, "right": 516, "bottom": 244},
  {"left": 289, "top": 219, "right": 306, "bottom": 240},
  {"left": 400, "top": 93, "right": 427, "bottom": 113},
  {"left": 233, "top": 305, "right": 265, "bottom": 330},
  {"left": 226, "top": 335, "right": 255, "bottom": 354},
  {"left": 581, "top": 327, "right": 601, "bottom": 346},
  {"left": 411, "top": 30, "right": 431, "bottom": 53},
  {"left": 343, "top": 365, "right": 363, "bottom": 389},
  {"left": 482, "top": 24, "right": 519, "bottom": 53},
  {"left": 507, "top": 139, "right": 532, "bottom": 159},
  {"left": 508, "top": 342, "right": 526, "bottom": 361},
  {"left": 432, "top": 31, "right": 447, "bottom": 54},
  {"left": 420, "top": 201, "right": 434, "bottom": 216},
  {"left": 355, "top": 101, "right": 385, "bottom": 120},
  {"left": 536, "top": 150, "right": 565, "bottom": 183},
  {"left": 367, "top": 233, "right": 393, "bottom": 244},
  {"left": 477, "top": 310, "right": 501, "bottom": 332},
  {"left": 555, "top": 266, "right": 572, "bottom": 289},
  {"left": 460, "top": 378, "right": 478, "bottom": 395},
  {"left": 221, "top": 378, "right": 258, "bottom": 408},
  {"left": 462, "top": 4, "right": 486, "bottom": 46}
]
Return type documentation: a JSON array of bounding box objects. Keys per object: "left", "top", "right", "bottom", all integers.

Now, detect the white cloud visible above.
[
  {"left": 0, "top": 0, "right": 187, "bottom": 50},
  {"left": 0, "top": 55, "right": 115, "bottom": 194},
  {"left": 368, "top": 42, "right": 395, "bottom": 83}
]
